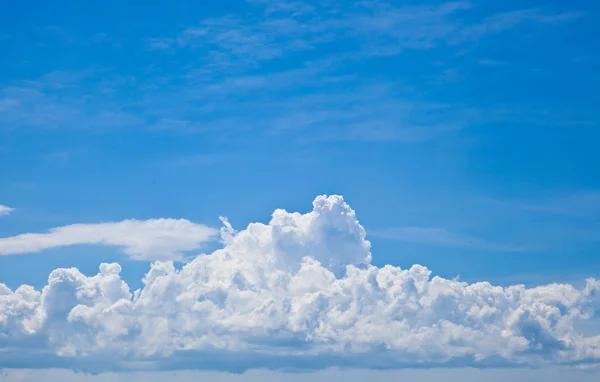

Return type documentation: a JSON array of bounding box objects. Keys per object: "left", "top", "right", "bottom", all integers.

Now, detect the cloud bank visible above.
[
  {"left": 1, "top": 195, "right": 599, "bottom": 372},
  {"left": 0, "top": 219, "right": 218, "bottom": 261},
  {"left": 0, "top": 204, "right": 14, "bottom": 216}
]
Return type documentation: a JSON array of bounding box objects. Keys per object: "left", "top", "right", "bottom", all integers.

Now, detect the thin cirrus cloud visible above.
[
  {"left": 147, "top": 2, "right": 581, "bottom": 61},
  {"left": 0, "top": 204, "right": 14, "bottom": 216},
  {"left": 371, "top": 226, "right": 525, "bottom": 251},
  {"left": 0, "top": 218, "right": 219, "bottom": 261},
  {"left": 0, "top": 2, "right": 583, "bottom": 144},
  {"left": 486, "top": 191, "right": 600, "bottom": 217},
  {"left": 0, "top": 195, "right": 599, "bottom": 372}
]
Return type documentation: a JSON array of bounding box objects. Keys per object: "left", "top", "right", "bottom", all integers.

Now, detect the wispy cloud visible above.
[
  {"left": 0, "top": 61, "right": 463, "bottom": 143},
  {"left": 0, "top": 69, "right": 142, "bottom": 131},
  {"left": 0, "top": 204, "right": 15, "bottom": 216},
  {"left": 165, "top": 153, "right": 234, "bottom": 167},
  {"left": 0, "top": 219, "right": 218, "bottom": 261},
  {"left": 458, "top": 8, "right": 584, "bottom": 41},
  {"left": 1, "top": 1, "right": 583, "bottom": 143},
  {"left": 477, "top": 59, "right": 510, "bottom": 67},
  {"left": 42, "top": 147, "right": 89, "bottom": 167},
  {"left": 487, "top": 191, "right": 600, "bottom": 217},
  {"left": 465, "top": 190, "right": 600, "bottom": 252},
  {"left": 138, "top": 1, "right": 583, "bottom": 140},
  {"left": 372, "top": 226, "right": 524, "bottom": 251},
  {"left": 148, "top": 2, "right": 582, "bottom": 64}
]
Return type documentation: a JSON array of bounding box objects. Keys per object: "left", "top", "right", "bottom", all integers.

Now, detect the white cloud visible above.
[
  {"left": 0, "top": 219, "right": 218, "bottom": 261},
  {"left": 0, "top": 204, "right": 14, "bottom": 216},
  {"left": 0, "top": 195, "right": 599, "bottom": 372}
]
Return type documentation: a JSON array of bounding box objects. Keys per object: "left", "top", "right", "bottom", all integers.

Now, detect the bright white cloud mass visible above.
[
  {"left": 0, "top": 219, "right": 218, "bottom": 261},
  {"left": 1, "top": 195, "right": 599, "bottom": 372}
]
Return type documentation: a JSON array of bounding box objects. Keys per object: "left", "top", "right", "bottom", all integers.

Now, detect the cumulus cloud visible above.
[
  {"left": 0, "top": 195, "right": 599, "bottom": 372},
  {"left": 0, "top": 219, "right": 218, "bottom": 261},
  {"left": 0, "top": 204, "right": 14, "bottom": 216}
]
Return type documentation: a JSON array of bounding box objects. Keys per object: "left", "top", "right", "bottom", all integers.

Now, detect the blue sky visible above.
[
  {"left": 2, "top": 0, "right": 599, "bottom": 288},
  {"left": 1, "top": 0, "right": 600, "bottom": 379}
]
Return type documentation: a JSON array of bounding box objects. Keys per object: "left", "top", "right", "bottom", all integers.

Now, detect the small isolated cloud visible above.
[
  {"left": 0, "top": 219, "right": 218, "bottom": 261},
  {"left": 0, "top": 195, "right": 599, "bottom": 373},
  {"left": 0, "top": 204, "right": 15, "bottom": 216}
]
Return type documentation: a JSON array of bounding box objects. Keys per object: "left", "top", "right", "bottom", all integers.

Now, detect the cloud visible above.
[
  {"left": 477, "top": 59, "right": 510, "bottom": 67},
  {"left": 0, "top": 70, "right": 142, "bottom": 131},
  {"left": 142, "top": 71, "right": 463, "bottom": 142},
  {"left": 372, "top": 226, "right": 524, "bottom": 251},
  {"left": 134, "top": 1, "right": 583, "bottom": 141},
  {"left": 165, "top": 153, "right": 234, "bottom": 167},
  {"left": 0, "top": 205, "right": 14, "bottom": 216},
  {"left": 489, "top": 191, "right": 600, "bottom": 217},
  {"left": 2, "top": 2, "right": 581, "bottom": 142},
  {"left": 3, "top": 366, "right": 600, "bottom": 382},
  {"left": 1, "top": 195, "right": 599, "bottom": 373},
  {"left": 0, "top": 219, "right": 218, "bottom": 261},
  {"left": 0, "top": 55, "right": 461, "bottom": 143},
  {"left": 458, "top": 8, "right": 584, "bottom": 41},
  {"left": 148, "top": 1, "right": 581, "bottom": 63},
  {"left": 472, "top": 190, "right": 600, "bottom": 251}
]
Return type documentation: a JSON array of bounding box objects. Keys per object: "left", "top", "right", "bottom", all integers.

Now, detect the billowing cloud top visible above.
[{"left": 0, "top": 195, "right": 599, "bottom": 372}]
